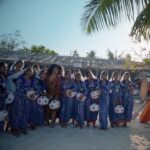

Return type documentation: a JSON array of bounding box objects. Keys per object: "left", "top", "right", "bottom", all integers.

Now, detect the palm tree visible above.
[{"left": 81, "top": 0, "right": 150, "bottom": 41}]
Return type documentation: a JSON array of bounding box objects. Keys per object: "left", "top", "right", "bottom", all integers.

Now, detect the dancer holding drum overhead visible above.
[
  {"left": 109, "top": 71, "right": 124, "bottom": 128},
  {"left": 85, "top": 70, "right": 100, "bottom": 128},
  {"left": 99, "top": 71, "right": 110, "bottom": 130},
  {"left": 74, "top": 72, "right": 87, "bottom": 128},
  {"left": 121, "top": 72, "right": 134, "bottom": 127},
  {"left": 60, "top": 70, "right": 76, "bottom": 128}
]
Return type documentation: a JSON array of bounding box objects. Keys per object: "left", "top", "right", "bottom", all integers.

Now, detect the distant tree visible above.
[
  {"left": 86, "top": 50, "right": 96, "bottom": 59},
  {"left": 107, "top": 49, "right": 124, "bottom": 61},
  {"left": 143, "top": 58, "right": 150, "bottom": 64},
  {"left": 125, "top": 54, "right": 132, "bottom": 62},
  {"left": 142, "top": 50, "right": 150, "bottom": 64},
  {"left": 117, "top": 50, "right": 124, "bottom": 60},
  {"left": 107, "top": 49, "right": 115, "bottom": 60},
  {"left": 123, "top": 53, "right": 133, "bottom": 69},
  {"left": 0, "top": 30, "right": 27, "bottom": 51},
  {"left": 0, "top": 31, "right": 58, "bottom": 56},
  {"left": 22, "top": 47, "right": 31, "bottom": 53},
  {"left": 30, "top": 45, "right": 57, "bottom": 55},
  {"left": 143, "top": 50, "right": 150, "bottom": 64}
]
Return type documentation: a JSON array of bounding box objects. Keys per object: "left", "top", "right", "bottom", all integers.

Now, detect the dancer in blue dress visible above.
[
  {"left": 29, "top": 69, "right": 47, "bottom": 129},
  {"left": 85, "top": 70, "right": 100, "bottom": 128},
  {"left": 9, "top": 67, "right": 35, "bottom": 136},
  {"left": 74, "top": 72, "right": 87, "bottom": 128},
  {"left": 60, "top": 70, "right": 76, "bottom": 128},
  {"left": 7, "top": 60, "right": 25, "bottom": 131},
  {"left": 121, "top": 72, "right": 134, "bottom": 127},
  {"left": 71, "top": 69, "right": 81, "bottom": 125},
  {"left": 99, "top": 71, "right": 110, "bottom": 130},
  {"left": 109, "top": 71, "right": 124, "bottom": 127},
  {"left": 0, "top": 62, "right": 8, "bottom": 132}
]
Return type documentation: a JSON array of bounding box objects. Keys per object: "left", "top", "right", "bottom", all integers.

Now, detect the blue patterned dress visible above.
[
  {"left": 99, "top": 80, "right": 110, "bottom": 129},
  {"left": 9, "top": 76, "right": 34, "bottom": 129},
  {"left": 109, "top": 81, "right": 124, "bottom": 124},
  {"left": 7, "top": 69, "right": 25, "bottom": 128},
  {"left": 60, "top": 79, "right": 76, "bottom": 123},
  {"left": 122, "top": 80, "right": 134, "bottom": 122},
  {"left": 0, "top": 74, "right": 7, "bottom": 131},
  {"left": 85, "top": 79, "right": 100, "bottom": 123},
  {"left": 29, "top": 78, "right": 46, "bottom": 126},
  {"left": 74, "top": 81, "right": 87, "bottom": 126}
]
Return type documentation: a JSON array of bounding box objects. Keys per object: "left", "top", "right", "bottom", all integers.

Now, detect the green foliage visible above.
[
  {"left": 123, "top": 53, "right": 134, "bottom": 69},
  {"left": 143, "top": 58, "right": 150, "bottom": 64},
  {"left": 81, "top": 0, "right": 150, "bottom": 41},
  {"left": 30, "top": 45, "right": 57, "bottom": 55},
  {"left": 131, "top": 4, "right": 150, "bottom": 41},
  {"left": 0, "top": 31, "right": 58, "bottom": 55},
  {"left": 130, "top": 63, "right": 137, "bottom": 70}
]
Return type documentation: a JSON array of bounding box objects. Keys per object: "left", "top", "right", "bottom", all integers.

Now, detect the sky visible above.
[{"left": 0, "top": 0, "right": 149, "bottom": 60}]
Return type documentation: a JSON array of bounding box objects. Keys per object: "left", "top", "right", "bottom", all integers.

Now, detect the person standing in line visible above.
[
  {"left": 71, "top": 68, "right": 81, "bottom": 125},
  {"left": 74, "top": 72, "right": 87, "bottom": 128},
  {"left": 7, "top": 60, "right": 26, "bottom": 131},
  {"left": 9, "top": 67, "right": 35, "bottom": 137},
  {"left": 46, "top": 64, "right": 62, "bottom": 128},
  {"left": 60, "top": 70, "right": 76, "bottom": 128},
  {"left": 99, "top": 71, "right": 110, "bottom": 130},
  {"left": 109, "top": 71, "right": 124, "bottom": 127},
  {"left": 85, "top": 70, "right": 100, "bottom": 128},
  {"left": 0, "top": 62, "right": 8, "bottom": 132},
  {"left": 121, "top": 72, "right": 134, "bottom": 127},
  {"left": 29, "top": 69, "right": 47, "bottom": 129}
]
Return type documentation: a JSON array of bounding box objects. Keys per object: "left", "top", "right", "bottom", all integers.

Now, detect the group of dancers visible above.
[{"left": 0, "top": 60, "right": 135, "bottom": 137}]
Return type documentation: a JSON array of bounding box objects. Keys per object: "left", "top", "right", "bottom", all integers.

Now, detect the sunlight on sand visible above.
[{"left": 130, "top": 135, "right": 150, "bottom": 150}]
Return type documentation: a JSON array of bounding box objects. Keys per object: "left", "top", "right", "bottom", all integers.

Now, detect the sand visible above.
[{"left": 0, "top": 102, "right": 150, "bottom": 150}]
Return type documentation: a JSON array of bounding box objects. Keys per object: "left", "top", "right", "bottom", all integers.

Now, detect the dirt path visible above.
[{"left": 0, "top": 103, "right": 150, "bottom": 150}]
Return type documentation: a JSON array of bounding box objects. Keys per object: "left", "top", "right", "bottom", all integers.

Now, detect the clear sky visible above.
[{"left": 0, "top": 0, "right": 149, "bottom": 60}]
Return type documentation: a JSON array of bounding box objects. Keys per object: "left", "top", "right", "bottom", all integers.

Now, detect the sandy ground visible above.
[{"left": 0, "top": 100, "right": 150, "bottom": 150}]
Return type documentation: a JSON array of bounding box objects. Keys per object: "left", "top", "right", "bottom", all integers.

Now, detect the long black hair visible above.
[
  {"left": 86, "top": 70, "right": 97, "bottom": 79},
  {"left": 47, "top": 64, "right": 62, "bottom": 76},
  {"left": 100, "top": 70, "right": 109, "bottom": 80},
  {"left": 0, "top": 61, "right": 7, "bottom": 76},
  {"left": 0, "top": 62, "right": 6, "bottom": 69}
]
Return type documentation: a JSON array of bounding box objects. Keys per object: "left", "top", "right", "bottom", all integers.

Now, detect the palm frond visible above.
[
  {"left": 131, "top": 3, "right": 150, "bottom": 41},
  {"left": 81, "top": 0, "right": 150, "bottom": 34}
]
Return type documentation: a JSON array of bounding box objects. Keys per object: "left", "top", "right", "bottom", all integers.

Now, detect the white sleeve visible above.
[{"left": 8, "top": 68, "right": 27, "bottom": 80}]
